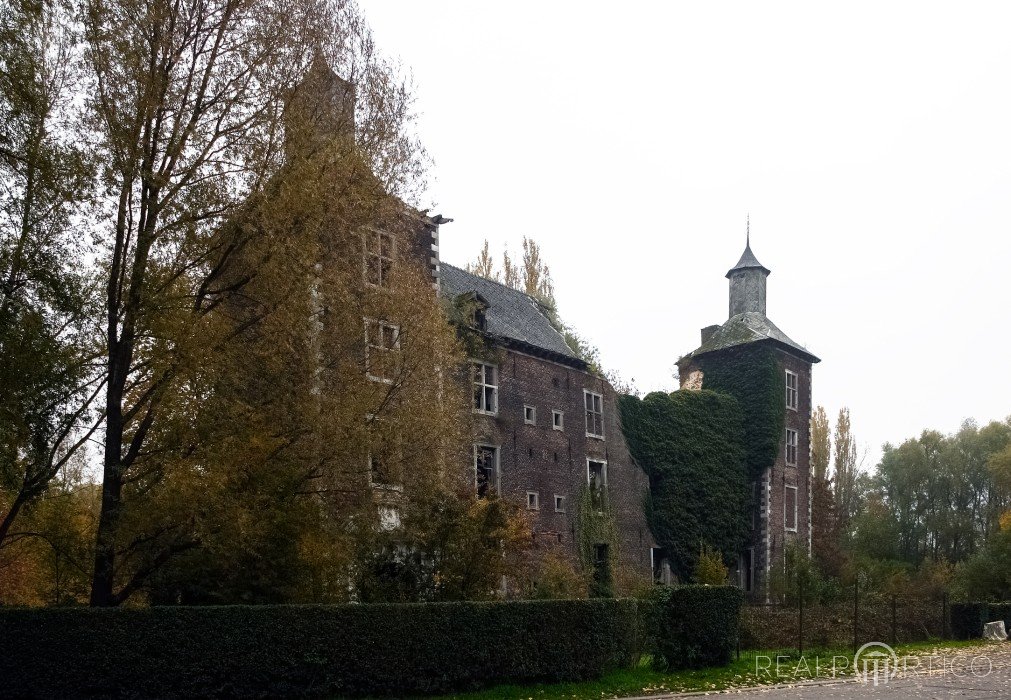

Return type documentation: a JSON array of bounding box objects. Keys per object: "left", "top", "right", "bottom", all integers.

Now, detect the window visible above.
[
  {"left": 587, "top": 459, "right": 607, "bottom": 488},
  {"left": 554, "top": 495, "right": 566, "bottom": 513},
  {"left": 378, "top": 505, "right": 400, "bottom": 531},
  {"left": 785, "top": 370, "right": 798, "bottom": 410},
  {"left": 785, "top": 428, "right": 799, "bottom": 466},
  {"left": 364, "top": 229, "right": 394, "bottom": 288},
  {"left": 785, "top": 485, "right": 798, "bottom": 532},
  {"left": 552, "top": 410, "right": 564, "bottom": 431},
  {"left": 365, "top": 319, "right": 399, "bottom": 383},
  {"left": 751, "top": 481, "right": 760, "bottom": 531},
  {"left": 526, "top": 492, "right": 539, "bottom": 510},
  {"left": 587, "top": 459, "right": 607, "bottom": 509},
  {"left": 475, "top": 444, "right": 499, "bottom": 498},
  {"left": 584, "top": 390, "right": 604, "bottom": 438},
  {"left": 740, "top": 548, "right": 754, "bottom": 592},
  {"left": 524, "top": 405, "right": 536, "bottom": 425},
  {"left": 472, "top": 362, "right": 498, "bottom": 414},
  {"left": 651, "top": 547, "right": 671, "bottom": 585}
]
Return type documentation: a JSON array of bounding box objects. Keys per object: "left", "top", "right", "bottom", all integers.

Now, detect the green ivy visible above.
[
  {"left": 698, "top": 345, "right": 785, "bottom": 483},
  {"left": 575, "top": 483, "right": 619, "bottom": 597},
  {"left": 619, "top": 391, "right": 748, "bottom": 581}
]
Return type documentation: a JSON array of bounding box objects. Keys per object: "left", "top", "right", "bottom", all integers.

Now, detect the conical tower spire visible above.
[{"left": 726, "top": 218, "right": 771, "bottom": 317}]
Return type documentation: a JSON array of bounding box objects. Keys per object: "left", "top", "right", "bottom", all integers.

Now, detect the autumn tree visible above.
[
  {"left": 0, "top": 0, "right": 103, "bottom": 582},
  {"left": 832, "top": 407, "right": 860, "bottom": 531},
  {"left": 78, "top": 0, "right": 452, "bottom": 605},
  {"left": 810, "top": 406, "right": 845, "bottom": 577}
]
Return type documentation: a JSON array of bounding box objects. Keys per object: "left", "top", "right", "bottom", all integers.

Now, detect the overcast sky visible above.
[{"left": 360, "top": 1, "right": 1011, "bottom": 467}]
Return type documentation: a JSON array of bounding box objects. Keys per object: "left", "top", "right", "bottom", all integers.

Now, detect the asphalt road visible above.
[{"left": 621, "top": 643, "right": 1011, "bottom": 700}]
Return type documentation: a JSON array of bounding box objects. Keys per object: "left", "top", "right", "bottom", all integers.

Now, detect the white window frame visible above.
[
  {"left": 378, "top": 505, "right": 400, "bottom": 531},
  {"left": 587, "top": 458, "right": 607, "bottom": 488},
  {"left": 554, "top": 494, "right": 566, "bottom": 513},
  {"left": 472, "top": 361, "right": 498, "bottom": 415},
  {"left": 363, "top": 228, "right": 394, "bottom": 289},
  {"left": 785, "top": 370, "right": 798, "bottom": 411},
  {"left": 474, "top": 443, "right": 500, "bottom": 498},
  {"left": 584, "top": 389, "right": 605, "bottom": 439},
  {"left": 523, "top": 404, "right": 537, "bottom": 425},
  {"left": 785, "top": 428, "right": 799, "bottom": 466},
  {"left": 784, "top": 484, "right": 798, "bottom": 532},
  {"left": 552, "top": 409, "right": 564, "bottom": 431},
  {"left": 364, "top": 318, "right": 400, "bottom": 384},
  {"left": 526, "top": 491, "right": 539, "bottom": 510}
]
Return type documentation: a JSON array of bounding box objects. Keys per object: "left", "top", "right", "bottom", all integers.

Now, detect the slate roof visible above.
[
  {"left": 439, "top": 263, "right": 581, "bottom": 364},
  {"left": 684, "top": 312, "right": 820, "bottom": 364},
  {"left": 726, "top": 242, "right": 770, "bottom": 278}
]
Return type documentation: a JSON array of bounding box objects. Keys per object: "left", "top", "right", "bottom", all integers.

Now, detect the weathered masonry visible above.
[
  {"left": 439, "top": 264, "right": 657, "bottom": 589},
  {"left": 677, "top": 236, "right": 819, "bottom": 599}
]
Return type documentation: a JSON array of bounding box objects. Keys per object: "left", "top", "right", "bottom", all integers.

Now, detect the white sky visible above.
[{"left": 360, "top": 1, "right": 1011, "bottom": 467}]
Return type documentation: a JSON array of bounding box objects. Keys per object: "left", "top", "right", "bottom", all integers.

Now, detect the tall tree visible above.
[
  {"left": 810, "top": 406, "right": 844, "bottom": 576},
  {"left": 81, "top": 0, "right": 434, "bottom": 605},
  {"left": 832, "top": 407, "right": 859, "bottom": 531},
  {"left": 811, "top": 405, "right": 831, "bottom": 483},
  {"left": 0, "top": 0, "right": 102, "bottom": 556}
]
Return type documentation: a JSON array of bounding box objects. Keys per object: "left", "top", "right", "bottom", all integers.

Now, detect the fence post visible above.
[
  {"left": 891, "top": 595, "right": 897, "bottom": 647},
  {"left": 942, "top": 591, "right": 948, "bottom": 639},
  {"left": 798, "top": 576, "right": 805, "bottom": 657},
  {"left": 852, "top": 579, "right": 859, "bottom": 653}
]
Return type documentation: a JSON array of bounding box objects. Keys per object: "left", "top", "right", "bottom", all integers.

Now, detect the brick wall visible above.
[{"left": 470, "top": 347, "right": 655, "bottom": 582}]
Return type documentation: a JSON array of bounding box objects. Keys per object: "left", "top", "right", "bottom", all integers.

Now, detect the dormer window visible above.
[{"left": 454, "top": 292, "right": 489, "bottom": 332}]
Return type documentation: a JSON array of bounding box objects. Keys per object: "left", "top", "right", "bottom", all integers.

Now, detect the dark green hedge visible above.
[
  {"left": 0, "top": 599, "right": 645, "bottom": 698},
  {"left": 651, "top": 585, "right": 744, "bottom": 669},
  {"left": 950, "top": 602, "right": 1011, "bottom": 639}
]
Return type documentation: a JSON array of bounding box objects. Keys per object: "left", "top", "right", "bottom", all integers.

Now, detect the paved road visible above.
[{"left": 623, "top": 644, "right": 1011, "bottom": 700}]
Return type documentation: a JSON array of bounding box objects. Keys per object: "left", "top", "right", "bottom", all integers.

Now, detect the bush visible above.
[
  {"left": 652, "top": 585, "right": 743, "bottom": 669},
  {"left": 0, "top": 600, "right": 645, "bottom": 698}
]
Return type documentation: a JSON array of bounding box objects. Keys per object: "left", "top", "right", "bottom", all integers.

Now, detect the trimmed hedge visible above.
[
  {"left": 951, "top": 602, "right": 1011, "bottom": 640},
  {"left": 652, "top": 585, "right": 744, "bottom": 669},
  {"left": 0, "top": 599, "right": 645, "bottom": 698}
]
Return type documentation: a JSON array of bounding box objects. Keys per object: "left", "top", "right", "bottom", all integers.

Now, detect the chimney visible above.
[
  {"left": 284, "top": 54, "right": 356, "bottom": 161},
  {"left": 701, "top": 325, "right": 720, "bottom": 345}
]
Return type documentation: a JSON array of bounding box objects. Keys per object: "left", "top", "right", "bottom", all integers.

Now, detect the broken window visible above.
[
  {"left": 475, "top": 444, "right": 499, "bottom": 498},
  {"left": 587, "top": 459, "right": 607, "bottom": 510},
  {"left": 472, "top": 362, "right": 497, "bottom": 414},
  {"left": 364, "top": 229, "right": 394, "bottom": 288},
  {"left": 584, "top": 390, "right": 604, "bottom": 438},
  {"left": 365, "top": 319, "right": 400, "bottom": 383}
]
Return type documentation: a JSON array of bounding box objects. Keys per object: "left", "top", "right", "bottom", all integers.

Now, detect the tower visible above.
[{"left": 677, "top": 223, "right": 819, "bottom": 600}]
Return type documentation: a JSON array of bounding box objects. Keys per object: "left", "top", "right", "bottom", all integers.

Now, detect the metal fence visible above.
[{"left": 739, "top": 589, "right": 950, "bottom": 654}]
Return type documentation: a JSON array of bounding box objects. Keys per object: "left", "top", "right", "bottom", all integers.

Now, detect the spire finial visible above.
[{"left": 746, "top": 213, "right": 750, "bottom": 247}]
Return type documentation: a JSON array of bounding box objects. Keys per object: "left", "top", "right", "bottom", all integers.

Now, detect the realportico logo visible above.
[
  {"left": 853, "top": 642, "right": 899, "bottom": 686},
  {"left": 754, "top": 642, "right": 993, "bottom": 687}
]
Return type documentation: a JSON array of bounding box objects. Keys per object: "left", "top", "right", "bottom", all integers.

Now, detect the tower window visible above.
[
  {"left": 554, "top": 495, "right": 566, "bottom": 512},
  {"left": 786, "top": 428, "right": 799, "bottom": 466},
  {"left": 526, "top": 492, "right": 539, "bottom": 510},
  {"left": 785, "top": 370, "right": 798, "bottom": 410},
  {"left": 552, "top": 410, "right": 564, "bottom": 431},
  {"left": 584, "top": 390, "right": 604, "bottom": 439},
  {"left": 472, "top": 362, "right": 498, "bottom": 414}
]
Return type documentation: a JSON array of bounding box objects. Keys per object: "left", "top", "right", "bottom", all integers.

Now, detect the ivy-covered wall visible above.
[
  {"left": 619, "top": 390, "right": 748, "bottom": 580},
  {"left": 698, "top": 345, "right": 785, "bottom": 483}
]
